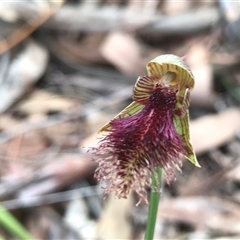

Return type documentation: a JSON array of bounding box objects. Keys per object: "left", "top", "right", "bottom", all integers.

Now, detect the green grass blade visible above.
[{"left": 0, "top": 204, "right": 33, "bottom": 240}]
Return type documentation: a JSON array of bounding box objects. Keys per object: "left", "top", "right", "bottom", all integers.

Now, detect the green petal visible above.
[
  {"left": 98, "top": 101, "right": 144, "bottom": 133},
  {"left": 173, "top": 110, "right": 200, "bottom": 167},
  {"left": 133, "top": 76, "right": 155, "bottom": 104}
]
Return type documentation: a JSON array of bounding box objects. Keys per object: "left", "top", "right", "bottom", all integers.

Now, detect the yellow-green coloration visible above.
[{"left": 98, "top": 54, "right": 200, "bottom": 168}]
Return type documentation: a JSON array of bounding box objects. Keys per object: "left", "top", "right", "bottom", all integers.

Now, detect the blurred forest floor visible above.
[{"left": 1, "top": 0, "right": 240, "bottom": 239}]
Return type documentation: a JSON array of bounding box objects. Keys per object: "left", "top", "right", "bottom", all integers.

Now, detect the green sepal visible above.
[
  {"left": 98, "top": 101, "right": 144, "bottom": 134},
  {"left": 173, "top": 110, "right": 200, "bottom": 167}
]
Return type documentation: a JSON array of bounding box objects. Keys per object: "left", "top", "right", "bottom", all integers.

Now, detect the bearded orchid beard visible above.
[{"left": 93, "top": 87, "right": 186, "bottom": 204}]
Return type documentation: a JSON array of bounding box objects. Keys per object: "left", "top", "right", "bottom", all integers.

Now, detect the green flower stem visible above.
[{"left": 144, "top": 167, "right": 162, "bottom": 240}]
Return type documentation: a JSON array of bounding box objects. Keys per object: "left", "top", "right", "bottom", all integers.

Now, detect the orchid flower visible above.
[{"left": 92, "top": 54, "right": 200, "bottom": 204}]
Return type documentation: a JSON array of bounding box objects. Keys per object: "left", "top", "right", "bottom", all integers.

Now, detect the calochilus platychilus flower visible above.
[{"left": 92, "top": 54, "right": 200, "bottom": 204}]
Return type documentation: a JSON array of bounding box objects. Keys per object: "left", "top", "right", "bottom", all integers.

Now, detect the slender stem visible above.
[{"left": 144, "top": 167, "right": 162, "bottom": 240}]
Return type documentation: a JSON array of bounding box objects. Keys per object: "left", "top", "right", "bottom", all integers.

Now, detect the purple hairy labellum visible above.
[{"left": 91, "top": 55, "right": 200, "bottom": 204}]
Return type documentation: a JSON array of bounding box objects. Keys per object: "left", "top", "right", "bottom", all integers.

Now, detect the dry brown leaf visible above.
[
  {"left": 100, "top": 31, "right": 160, "bottom": 75},
  {"left": 51, "top": 32, "right": 106, "bottom": 65},
  {"left": 0, "top": 131, "right": 47, "bottom": 165},
  {"left": 95, "top": 193, "right": 133, "bottom": 239},
  {"left": 43, "top": 120, "right": 88, "bottom": 148},
  {"left": 159, "top": 197, "right": 240, "bottom": 234},
  {"left": 0, "top": 39, "right": 49, "bottom": 113},
  {"left": 18, "top": 154, "right": 95, "bottom": 198},
  {"left": 186, "top": 43, "right": 214, "bottom": 107},
  {"left": 191, "top": 108, "right": 240, "bottom": 154},
  {"left": 18, "top": 90, "right": 77, "bottom": 116},
  {"left": 15, "top": 132, "right": 48, "bottom": 159},
  {"left": 100, "top": 32, "right": 142, "bottom": 75}
]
